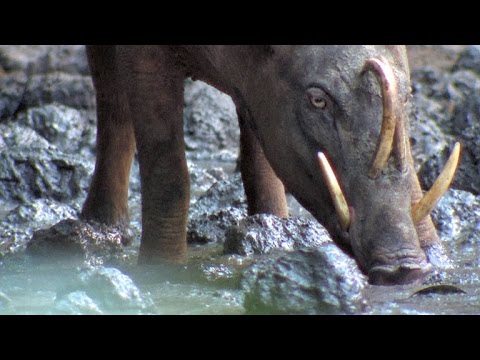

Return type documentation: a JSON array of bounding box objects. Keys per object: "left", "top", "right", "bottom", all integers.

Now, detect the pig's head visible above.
[{"left": 237, "top": 45, "right": 459, "bottom": 285}]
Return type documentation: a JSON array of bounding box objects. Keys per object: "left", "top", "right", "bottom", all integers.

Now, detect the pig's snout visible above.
[{"left": 368, "top": 250, "right": 432, "bottom": 285}]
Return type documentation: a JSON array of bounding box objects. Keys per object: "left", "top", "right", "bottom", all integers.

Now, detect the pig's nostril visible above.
[{"left": 368, "top": 262, "right": 432, "bottom": 285}]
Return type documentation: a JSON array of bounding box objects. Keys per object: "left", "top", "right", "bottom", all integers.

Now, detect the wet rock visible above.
[
  {"left": 452, "top": 45, "right": 480, "bottom": 75},
  {"left": 417, "top": 142, "right": 462, "bottom": 192},
  {"left": 187, "top": 173, "right": 247, "bottom": 244},
  {"left": 241, "top": 245, "right": 367, "bottom": 314},
  {"left": 22, "top": 73, "right": 95, "bottom": 111},
  {"left": 76, "top": 266, "right": 154, "bottom": 312},
  {"left": 189, "top": 173, "right": 247, "bottom": 218},
  {"left": 26, "top": 219, "right": 132, "bottom": 265},
  {"left": 431, "top": 189, "right": 480, "bottom": 267},
  {"left": 0, "top": 199, "right": 78, "bottom": 257},
  {"left": 423, "top": 243, "right": 454, "bottom": 271},
  {"left": 411, "top": 66, "right": 448, "bottom": 99},
  {"left": 55, "top": 266, "right": 154, "bottom": 314},
  {"left": 445, "top": 69, "right": 480, "bottom": 104},
  {"left": 409, "top": 91, "right": 453, "bottom": 172},
  {"left": 16, "top": 105, "right": 96, "bottom": 156},
  {"left": 0, "top": 71, "right": 28, "bottom": 119},
  {"left": 188, "top": 161, "right": 229, "bottom": 200},
  {"left": 0, "top": 123, "right": 92, "bottom": 204},
  {"left": 0, "top": 48, "right": 94, "bottom": 117},
  {"left": 410, "top": 67, "right": 458, "bottom": 185},
  {"left": 445, "top": 89, "right": 480, "bottom": 194},
  {"left": 0, "top": 144, "right": 92, "bottom": 204},
  {"left": 183, "top": 80, "right": 239, "bottom": 161},
  {"left": 54, "top": 290, "right": 103, "bottom": 315},
  {"left": 188, "top": 207, "right": 247, "bottom": 244},
  {"left": 410, "top": 48, "right": 480, "bottom": 194},
  {"left": 0, "top": 120, "right": 51, "bottom": 148},
  {"left": 407, "top": 45, "right": 466, "bottom": 72},
  {"left": 201, "top": 263, "right": 236, "bottom": 282},
  {"left": 0, "top": 45, "right": 89, "bottom": 75},
  {"left": 224, "top": 214, "right": 332, "bottom": 256}
]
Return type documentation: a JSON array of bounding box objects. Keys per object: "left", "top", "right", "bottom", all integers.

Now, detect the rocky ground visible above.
[{"left": 0, "top": 45, "right": 479, "bottom": 314}]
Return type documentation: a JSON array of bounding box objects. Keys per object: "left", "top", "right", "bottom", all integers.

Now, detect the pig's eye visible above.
[{"left": 307, "top": 88, "right": 328, "bottom": 110}]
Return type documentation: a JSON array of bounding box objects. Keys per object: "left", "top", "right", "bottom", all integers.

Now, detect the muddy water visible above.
[
  {"left": 1, "top": 238, "right": 479, "bottom": 315},
  {"left": 0, "top": 243, "right": 246, "bottom": 315},
  {"left": 0, "top": 188, "right": 479, "bottom": 315},
  {"left": 364, "top": 269, "right": 480, "bottom": 315}
]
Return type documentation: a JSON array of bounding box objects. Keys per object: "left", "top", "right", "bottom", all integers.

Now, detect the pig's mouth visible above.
[
  {"left": 368, "top": 262, "right": 432, "bottom": 285},
  {"left": 314, "top": 57, "right": 461, "bottom": 285},
  {"left": 366, "top": 246, "right": 433, "bottom": 285}
]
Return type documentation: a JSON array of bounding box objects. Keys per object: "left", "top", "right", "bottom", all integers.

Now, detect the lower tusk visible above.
[
  {"left": 317, "top": 152, "right": 351, "bottom": 231},
  {"left": 412, "top": 142, "right": 461, "bottom": 224}
]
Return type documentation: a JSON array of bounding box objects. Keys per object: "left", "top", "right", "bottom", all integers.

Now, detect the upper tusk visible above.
[
  {"left": 412, "top": 142, "right": 461, "bottom": 224},
  {"left": 394, "top": 112, "right": 408, "bottom": 173},
  {"left": 317, "top": 152, "right": 351, "bottom": 231},
  {"left": 362, "top": 57, "right": 398, "bottom": 179}
]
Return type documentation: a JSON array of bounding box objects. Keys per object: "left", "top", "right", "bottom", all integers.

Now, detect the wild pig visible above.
[{"left": 81, "top": 45, "right": 459, "bottom": 285}]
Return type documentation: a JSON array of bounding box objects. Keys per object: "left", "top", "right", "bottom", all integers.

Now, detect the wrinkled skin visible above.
[{"left": 82, "top": 45, "right": 444, "bottom": 285}]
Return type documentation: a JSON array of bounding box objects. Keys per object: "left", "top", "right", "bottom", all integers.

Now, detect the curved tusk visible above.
[
  {"left": 362, "top": 57, "right": 398, "bottom": 179},
  {"left": 412, "top": 142, "right": 461, "bottom": 224},
  {"left": 394, "top": 113, "right": 408, "bottom": 173},
  {"left": 317, "top": 152, "right": 351, "bottom": 231}
]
